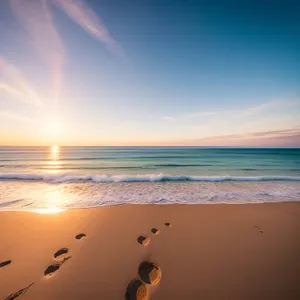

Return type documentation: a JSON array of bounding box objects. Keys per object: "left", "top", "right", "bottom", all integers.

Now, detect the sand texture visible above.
[{"left": 1, "top": 203, "right": 300, "bottom": 299}]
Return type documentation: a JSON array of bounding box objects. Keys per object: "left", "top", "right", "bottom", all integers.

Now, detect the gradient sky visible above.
[{"left": 0, "top": 0, "right": 300, "bottom": 146}]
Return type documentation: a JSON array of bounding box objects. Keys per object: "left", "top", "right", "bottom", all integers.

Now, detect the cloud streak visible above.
[
  {"left": 157, "top": 99, "right": 300, "bottom": 146},
  {"left": 0, "top": 58, "right": 42, "bottom": 106},
  {"left": 173, "top": 128, "right": 300, "bottom": 147},
  {"left": 0, "top": 110, "right": 34, "bottom": 123},
  {"left": 54, "top": 0, "right": 124, "bottom": 56},
  {"left": 185, "top": 99, "right": 299, "bottom": 120},
  {"left": 9, "top": 0, "right": 124, "bottom": 102},
  {"left": 10, "top": 0, "right": 65, "bottom": 101},
  {"left": 162, "top": 116, "right": 176, "bottom": 121}
]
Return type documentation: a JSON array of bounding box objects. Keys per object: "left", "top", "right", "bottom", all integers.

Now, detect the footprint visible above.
[
  {"left": 164, "top": 222, "right": 172, "bottom": 227},
  {"left": 75, "top": 233, "right": 86, "bottom": 240},
  {"left": 125, "top": 279, "right": 148, "bottom": 300},
  {"left": 5, "top": 283, "right": 34, "bottom": 300},
  {"left": 138, "top": 261, "right": 161, "bottom": 285},
  {"left": 44, "top": 254, "right": 72, "bottom": 278},
  {"left": 0, "top": 260, "right": 12, "bottom": 269},
  {"left": 151, "top": 228, "right": 160, "bottom": 235},
  {"left": 44, "top": 264, "right": 61, "bottom": 278},
  {"left": 137, "top": 236, "right": 150, "bottom": 246},
  {"left": 254, "top": 225, "right": 264, "bottom": 233},
  {"left": 54, "top": 248, "right": 69, "bottom": 260}
]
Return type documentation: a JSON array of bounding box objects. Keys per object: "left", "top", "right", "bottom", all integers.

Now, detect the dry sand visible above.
[{"left": 1, "top": 203, "right": 300, "bottom": 300}]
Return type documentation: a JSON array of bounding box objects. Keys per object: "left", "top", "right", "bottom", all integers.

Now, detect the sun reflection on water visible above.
[
  {"left": 46, "top": 145, "right": 61, "bottom": 172},
  {"left": 51, "top": 145, "right": 60, "bottom": 159},
  {"left": 31, "top": 188, "right": 65, "bottom": 214},
  {"left": 52, "top": 145, "right": 59, "bottom": 153},
  {"left": 32, "top": 208, "right": 65, "bottom": 214}
]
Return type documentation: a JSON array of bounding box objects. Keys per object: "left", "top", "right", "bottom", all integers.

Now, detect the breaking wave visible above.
[{"left": 1, "top": 173, "right": 300, "bottom": 183}]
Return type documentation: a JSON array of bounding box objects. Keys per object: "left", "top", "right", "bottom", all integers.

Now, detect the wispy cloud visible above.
[
  {"left": 173, "top": 128, "right": 300, "bottom": 147},
  {"left": 248, "top": 128, "right": 300, "bottom": 138},
  {"left": 185, "top": 99, "right": 298, "bottom": 120},
  {"left": 162, "top": 116, "right": 176, "bottom": 121},
  {"left": 0, "top": 58, "right": 42, "bottom": 106},
  {"left": 234, "top": 99, "right": 297, "bottom": 118},
  {"left": 9, "top": 0, "right": 124, "bottom": 102},
  {"left": 54, "top": 0, "right": 124, "bottom": 57},
  {"left": 10, "top": 0, "right": 65, "bottom": 100},
  {"left": 0, "top": 110, "right": 34, "bottom": 123},
  {"left": 186, "top": 111, "right": 220, "bottom": 118},
  {"left": 156, "top": 99, "right": 300, "bottom": 146}
]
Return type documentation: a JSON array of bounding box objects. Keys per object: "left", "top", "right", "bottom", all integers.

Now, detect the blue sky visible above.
[{"left": 0, "top": 0, "right": 299, "bottom": 146}]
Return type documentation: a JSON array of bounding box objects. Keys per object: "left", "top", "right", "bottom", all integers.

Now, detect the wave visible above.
[
  {"left": 0, "top": 155, "right": 202, "bottom": 162},
  {"left": 1, "top": 173, "right": 300, "bottom": 183},
  {"left": 1, "top": 180, "right": 300, "bottom": 210},
  {"left": 153, "top": 164, "right": 213, "bottom": 167}
]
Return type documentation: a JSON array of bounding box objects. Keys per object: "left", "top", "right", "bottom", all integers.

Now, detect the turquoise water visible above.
[
  {"left": 0, "top": 147, "right": 300, "bottom": 209},
  {"left": 1, "top": 146, "right": 300, "bottom": 178}
]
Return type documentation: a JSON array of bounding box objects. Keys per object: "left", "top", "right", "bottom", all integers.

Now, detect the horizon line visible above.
[{"left": 0, "top": 145, "right": 299, "bottom": 148}]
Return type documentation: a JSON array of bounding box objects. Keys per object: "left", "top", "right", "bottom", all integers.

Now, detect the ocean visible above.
[{"left": 0, "top": 146, "right": 300, "bottom": 211}]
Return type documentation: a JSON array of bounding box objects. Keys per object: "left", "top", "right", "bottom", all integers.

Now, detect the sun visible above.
[
  {"left": 51, "top": 145, "right": 59, "bottom": 153},
  {"left": 45, "top": 119, "right": 64, "bottom": 136}
]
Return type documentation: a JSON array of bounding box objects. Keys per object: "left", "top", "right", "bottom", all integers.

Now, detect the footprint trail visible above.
[{"left": 5, "top": 283, "right": 34, "bottom": 300}]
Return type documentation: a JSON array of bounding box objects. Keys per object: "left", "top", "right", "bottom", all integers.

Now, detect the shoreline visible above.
[
  {"left": 1, "top": 180, "right": 300, "bottom": 209},
  {"left": 0, "top": 199, "right": 300, "bottom": 211},
  {"left": 1, "top": 203, "right": 300, "bottom": 299},
  {"left": 1, "top": 174, "right": 300, "bottom": 182}
]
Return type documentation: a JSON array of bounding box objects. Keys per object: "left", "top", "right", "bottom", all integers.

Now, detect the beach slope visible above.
[{"left": 1, "top": 203, "right": 300, "bottom": 299}]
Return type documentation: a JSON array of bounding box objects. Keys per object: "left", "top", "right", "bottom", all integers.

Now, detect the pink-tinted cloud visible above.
[
  {"left": 0, "top": 58, "right": 42, "bottom": 106},
  {"left": 10, "top": 0, "right": 65, "bottom": 100},
  {"left": 172, "top": 128, "right": 300, "bottom": 147},
  {"left": 54, "top": 0, "right": 124, "bottom": 56}
]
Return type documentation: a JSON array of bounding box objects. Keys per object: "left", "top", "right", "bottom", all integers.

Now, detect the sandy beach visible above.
[{"left": 1, "top": 203, "right": 300, "bottom": 300}]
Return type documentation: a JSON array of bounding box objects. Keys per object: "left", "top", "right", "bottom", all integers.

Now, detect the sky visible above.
[{"left": 0, "top": 0, "right": 300, "bottom": 146}]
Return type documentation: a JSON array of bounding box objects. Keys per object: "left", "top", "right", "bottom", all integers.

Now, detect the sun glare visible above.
[
  {"left": 52, "top": 145, "right": 59, "bottom": 153},
  {"left": 32, "top": 208, "right": 65, "bottom": 214},
  {"left": 45, "top": 119, "right": 64, "bottom": 136}
]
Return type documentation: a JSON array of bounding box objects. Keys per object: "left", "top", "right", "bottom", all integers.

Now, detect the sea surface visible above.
[{"left": 0, "top": 146, "right": 300, "bottom": 211}]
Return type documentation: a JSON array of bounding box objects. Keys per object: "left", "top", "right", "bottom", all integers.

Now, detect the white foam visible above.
[
  {"left": 0, "top": 180, "right": 300, "bottom": 210},
  {"left": 1, "top": 173, "right": 300, "bottom": 182}
]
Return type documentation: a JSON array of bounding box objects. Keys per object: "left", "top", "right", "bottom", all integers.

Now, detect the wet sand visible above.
[{"left": 1, "top": 203, "right": 300, "bottom": 299}]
